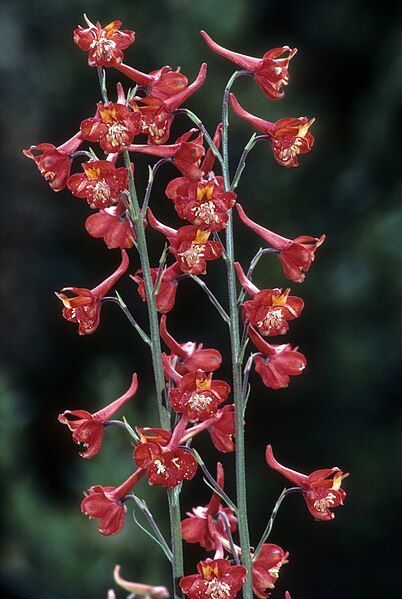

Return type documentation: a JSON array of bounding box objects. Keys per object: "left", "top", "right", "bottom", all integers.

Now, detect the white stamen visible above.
[
  {"left": 105, "top": 123, "right": 129, "bottom": 148},
  {"left": 257, "top": 308, "right": 283, "bottom": 333},
  {"left": 179, "top": 244, "right": 205, "bottom": 268},
  {"left": 205, "top": 579, "right": 231, "bottom": 599},
  {"left": 187, "top": 392, "right": 213, "bottom": 413},
  {"left": 314, "top": 492, "right": 336, "bottom": 512}
]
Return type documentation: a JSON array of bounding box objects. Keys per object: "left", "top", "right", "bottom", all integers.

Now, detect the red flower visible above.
[
  {"left": 58, "top": 373, "right": 138, "bottom": 458},
  {"left": 170, "top": 370, "right": 230, "bottom": 422},
  {"left": 230, "top": 94, "right": 314, "bottom": 168},
  {"left": 81, "top": 468, "right": 144, "bottom": 535},
  {"left": 236, "top": 204, "right": 325, "bottom": 283},
  {"left": 74, "top": 16, "right": 135, "bottom": 67},
  {"left": 252, "top": 544, "right": 289, "bottom": 599},
  {"left": 23, "top": 132, "right": 82, "bottom": 191},
  {"left": 235, "top": 261, "right": 303, "bottom": 336},
  {"left": 200, "top": 122, "right": 223, "bottom": 175},
  {"left": 68, "top": 159, "right": 129, "bottom": 209},
  {"left": 128, "top": 63, "right": 207, "bottom": 144},
  {"left": 116, "top": 63, "right": 188, "bottom": 100},
  {"left": 81, "top": 102, "right": 141, "bottom": 153},
  {"left": 160, "top": 315, "right": 222, "bottom": 375},
  {"left": 266, "top": 445, "right": 349, "bottom": 521},
  {"left": 134, "top": 442, "right": 197, "bottom": 489},
  {"left": 166, "top": 177, "right": 236, "bottom": 231},
  {"left": 248, "top": 326, "right": 306, "bottom": 390},
  {"left": 132, "top": 262, "right": 182, "bottom": 314},
  {"left": 56, "top": 249, "right": 129, "bottom": 334},
  {"left": 148, "top": 210, "right": 223, "bottom": 275},
  {"left": 85, "top": 200, "right": 135, "bottom": 249},
  {"left": 130, "top": 129, "right": 205, "bottom": 180},
  {"left": 180, "top": 404, "right": 236, "bottom": 453},
  {"left": 201, "top": 31, "right": 296, "bottom": 101},
  {"left": 181, "top": 462, "right": 237, "bottom": 551},
  {"left": 180, "top": 559, "right": 246, "bottom": 599},
  {"left": 208, "top": 405, "right": 236, "bottom": 453},
  {"left": 137, "top": 427, "right": 172, "bottom": 447}
]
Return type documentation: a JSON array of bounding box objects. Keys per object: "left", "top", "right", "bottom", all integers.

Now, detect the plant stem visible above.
[
  {"left": 253, "top": 487, "right": 301, "bottom": 559},
  {"left": 123, "top": 150, "right": 183, "bottom": 597},
  {"left": 102, "top": 295, "right": 151, "bottom": 345},
  {"left": 190, "top": 275, "right": 230, "bottom": 323},
  {"left": 123, "top": 151, "right": 169, "bottom": 427},
  {"left": 222, "top": 71, "right": 253, "bottom": 599},
  {"left": 97, "top": 67, "right": 108, "bottom": 103},
  {"left": 192, "top": 449, "right": 238, "bottom": 513},
  {"left": 237, "top": 247, "right": 279, "bottom": 304},
  {"left": 230, "top": 134, "right": 269, "bottom": 191},
  {"left": 142, "top": 159, "right": 170, "bottom": 213},
  {"left": 132, "top": 495, "right": 174, "bottom": 562},
  {"left": 175, "top": 108, "right": 223, "bottom": 165},
  {"left": 218, "top": 512, "right": 241, "bottom": 564},
  {"left": 168, "top": 487, "right": 184, "bottom": 598}
]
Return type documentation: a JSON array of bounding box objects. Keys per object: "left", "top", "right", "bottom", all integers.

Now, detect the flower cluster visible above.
[{"left": 25, "top": 17, "right": 349, "bottom": 599}]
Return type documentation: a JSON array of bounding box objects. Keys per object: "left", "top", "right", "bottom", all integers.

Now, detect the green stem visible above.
[
  {"left": 175, "top": 108, "right": 223, "bottom": 165},
  {"left": 222, "top": 71, "right": 253, "bottom": 599},
  {"left": 97, "top": 67, "right": 108, "bottom": 103},
  {"left": 168, "top": 488, "right": 184, "bottom": 599},
  {"left": 253, "top": 487, "right": 301, "bottom": 559},
  {"left": 123, "top": 151, "right": 183, "bottom": 597},
  {"left": 123, "top": 151, "right": 169, "bottom": 429}
]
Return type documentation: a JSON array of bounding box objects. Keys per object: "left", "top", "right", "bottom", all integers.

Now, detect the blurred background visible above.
[{"left": 1, "top": 0, "right": 401, "bottom": 597}]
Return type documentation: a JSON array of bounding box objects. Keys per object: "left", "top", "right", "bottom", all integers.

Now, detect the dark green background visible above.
[{"left": 1, "top": 0, "right": 400, "bottom": 598}]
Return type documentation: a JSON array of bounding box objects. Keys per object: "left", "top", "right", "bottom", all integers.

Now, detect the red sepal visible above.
[
  {"left": 58, "top": 373, "right": 138, "bottom": 458},
  {"left": 56, "top": 250, "right": 129, "bottom": 334},
  {"left": 266, "top": 445, "right": 349, "bottom": 521}
]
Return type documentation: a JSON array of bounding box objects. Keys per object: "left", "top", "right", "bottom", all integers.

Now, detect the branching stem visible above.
[{"left": 253, "top": 487, "right": 301, "bottom": 559}]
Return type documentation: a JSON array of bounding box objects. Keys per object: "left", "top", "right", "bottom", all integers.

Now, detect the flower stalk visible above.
[
  {"left": 123, "top": 150, "right": 184, "bottom": 597},
  {"left": 222, "top": 70, "right": 253, "bottom": 599}
]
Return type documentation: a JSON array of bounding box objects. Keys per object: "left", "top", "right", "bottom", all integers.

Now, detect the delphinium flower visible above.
[{"left": 266, "top": 445, "right": 349, "bottom": 521}]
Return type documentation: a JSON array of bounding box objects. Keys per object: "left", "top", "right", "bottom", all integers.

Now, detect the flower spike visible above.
[
  {"left": 266, "top": 445, "right": 349, "bottom": 521},
  {"left": 58, "top": 373, "right": 138, "bottom": 458},
  {"left": 201, "top": 30, "right": 296, "bottom": 100},
  {"left": 56, "top": 249, "right": 129, "bottom": 334},
  {"left": 236, "top": 204, "right": 325, "bottom": 283}
]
